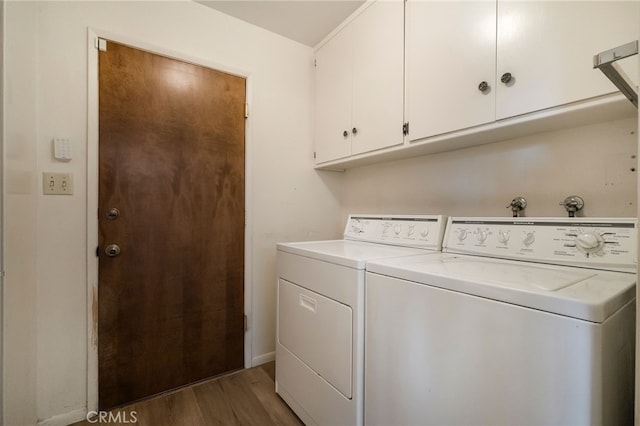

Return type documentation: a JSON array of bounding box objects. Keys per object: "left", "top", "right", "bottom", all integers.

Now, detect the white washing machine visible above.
[
  {"left": 276, "top": 214, "right": 447, "bottom": 426},
  {"left": 365, "top": 217, "right": 637, "bottom": 426}
]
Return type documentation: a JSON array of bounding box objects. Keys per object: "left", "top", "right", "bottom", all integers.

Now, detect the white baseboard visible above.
[
  {"left": 252, "top": 351, "right": 275, "bottom": 366},
  {"left": 38, "top": 408, "right": 86, "bottom": 426}
]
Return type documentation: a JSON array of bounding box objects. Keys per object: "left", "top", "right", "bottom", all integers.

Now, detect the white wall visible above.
[
  {"left": 340, "top": 117, "right": 638, "bottom": 219},
  {"left": 3, "top": 1, "right": 342, "bottom": 424},
  {"left": 4, "top": 1, "right": 39, "bottom": 424}
]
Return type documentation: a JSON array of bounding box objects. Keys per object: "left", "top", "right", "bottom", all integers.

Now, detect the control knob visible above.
[
  {"left": 457, "top": 229, "right": 468, "bottom": 242},
  {"left": 575, "top": 231, "right": 605, "bottom": 255},
  {"left": 407, "top": 225, "right": 415, "bottom": 237},
  {"left": 498, "top": 230, "right": 510, "bottom": 244},
  {"left": 420, "top": 228, "right": 429, "bottom": 238},
  {"left": 476, "top": 228, "right": 488, "bottom": 243},
  {"left": 394, "top": 224, "right": 402, "bottom": 235},
  {"left": 522, "top": 232, "right": 535, "bottom": 247}
]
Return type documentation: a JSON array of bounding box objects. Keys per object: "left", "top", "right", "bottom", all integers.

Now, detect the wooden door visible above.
[{"left": 98, "top": 40, "right": 246, "bottom": 410}]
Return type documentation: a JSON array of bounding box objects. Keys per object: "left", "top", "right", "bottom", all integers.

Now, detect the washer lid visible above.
[
  {"left": 367, "top": 254, "right": 636, "bottom": 322},
  {"left": 277, "top": 240, "right": 429, "bottom": 269},
  {"left": 435, "top": 257, "right": 596, "bottom": 291}
]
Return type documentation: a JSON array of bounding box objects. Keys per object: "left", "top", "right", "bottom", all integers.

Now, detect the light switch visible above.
[{"left": 43, "top": 172, "right": 73, "bottom": 195}]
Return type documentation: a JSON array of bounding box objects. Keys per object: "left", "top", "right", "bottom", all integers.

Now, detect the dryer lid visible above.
[{"left": 277, "top": 240, "right": 429, "bottom": 269}]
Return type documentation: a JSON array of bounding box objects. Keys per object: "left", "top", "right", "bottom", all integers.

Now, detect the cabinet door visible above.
[
  {"left": 351, "top": 0, "right": 405, "bottom": 155},
  {"left": 406, "top": 0, "right": 496, "bottom": 141},
  {"left": 314, "top": 24, "right": 353, "bottom": 163},
  {"left": 497, "top": 1, "right": 639, "bottom": 119}
]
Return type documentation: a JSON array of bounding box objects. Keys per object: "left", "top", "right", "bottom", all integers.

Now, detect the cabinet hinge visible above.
[
  {"left": 95, "top": 38, "right": 107, "bottom": 52},
  {"left": 403, "top": 122, "right": 409, "bottom": 136},
  {"left": 244, "top": 314, "right": 248, "bottom": 331},
  {"left": 314, "top": 151, "right": 317, "bottom": 159},
  {"left": 244, "top": 103, "right": 249, "bottom": 118},
  {"left": 314, "top": 59, "right": 317, "bottom": 67}
]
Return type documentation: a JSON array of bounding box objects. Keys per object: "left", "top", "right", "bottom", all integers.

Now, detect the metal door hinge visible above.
[
  {"left": 245, "top": 103, "right": 249, "bottom": 118},
  {"left": 95, "top": 38, "right": 107, "bottom": 52},
  {"left": 403, "top": 122, "right": 409, "bottom": 136},
  {"left": 314, "top": 59, "right": 317, "bottom": 67},
  {"left": 313, "top": 151, "right": 317, "bottom": 159},
  {"left": 244, "top": 314, "right": 248, "bottom": 331},
  {"left": 96, "top": 246, "right": 100, "bottom": 257}
]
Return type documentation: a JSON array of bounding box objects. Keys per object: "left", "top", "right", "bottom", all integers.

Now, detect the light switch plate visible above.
[{"left": 43, "top": 172, "right": 73, "bottom": 195}]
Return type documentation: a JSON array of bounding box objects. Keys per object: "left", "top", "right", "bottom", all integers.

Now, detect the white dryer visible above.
[
  {"left": 365, "top": 217, "right": 636, "bottom": 426},
  {"left": 276, "top": 214, "right": 447, "bottom": 426}
]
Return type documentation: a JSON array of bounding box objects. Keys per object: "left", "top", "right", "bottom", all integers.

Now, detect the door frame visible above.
[{"left": 86, "top": 28, "right": 253, "bottom": 413}]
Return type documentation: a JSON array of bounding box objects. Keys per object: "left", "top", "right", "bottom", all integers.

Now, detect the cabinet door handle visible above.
[
  {"left": 343, "top": 130, "right": 349, "bottom": 137},
  {"left": 478, "top": 81, "right": 489, "bottom": 92},
  {"left": 500, "top": 72, "right": 513, "bottom": 84},
  {"left": 352, "top": 127, "right": 358, "bottom": 135}
]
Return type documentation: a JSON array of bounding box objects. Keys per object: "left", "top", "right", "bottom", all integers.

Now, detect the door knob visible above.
[
  {"left": 106, "top": 207, "right": 120, "bottom": 220},
  {"left": 105, "top": 244, "right": 121, "bottom": 257}
]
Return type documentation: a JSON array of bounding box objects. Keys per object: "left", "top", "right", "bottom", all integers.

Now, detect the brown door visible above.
[{"left": 98, "top": 40, "right": 246, "bottom": 410}]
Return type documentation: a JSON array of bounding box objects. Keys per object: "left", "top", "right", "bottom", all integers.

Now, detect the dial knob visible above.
[
  {"left": 575, "top": 232, "right": 605, "bottom": 255},
  {"left": 420, "top": 228, "right": 429, "bottom": 238},
  {"left": 407, "top": 225, "right": 415, "bottom": 237},
  {"left": 394, "top": 224, "right": 401, "bottom": 235},
  {"left": 498, "top": 230, "right": 510, "bottom": 244},
  {"left": 522, "top": 232, "right": 535, "bottom": 247},
  {"left": 457, "top": 229, "right": 468, "bottom": 241},
  {"left": 476, "top": 228, "right": 488, "bottom": 243}
]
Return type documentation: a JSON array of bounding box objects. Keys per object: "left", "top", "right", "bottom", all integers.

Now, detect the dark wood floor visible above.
[{"left": 72, "top": 362, "right": 303, "bottom": 426}]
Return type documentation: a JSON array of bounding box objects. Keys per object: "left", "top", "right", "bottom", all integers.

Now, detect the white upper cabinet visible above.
[
  {"left": 496, "top": 1, "right": 638, "bottom": 119},
  {"left": 406, "top": 0, "right": 497, "bottom": 140},
  {"left": 406, "top": 0, "right": 639, "bottom": 143},
  {"left": 314, "top": 0, "right": 404, "bottom": 164},
  {"left": 315, "top": 24, "right": 353, "bottom": 163}
]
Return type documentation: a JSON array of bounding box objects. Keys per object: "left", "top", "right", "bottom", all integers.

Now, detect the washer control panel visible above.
[
  {"left": 444, "top": 217, "right": 637, "bottom": 272},
  {"left": 344, "top": 214, "right": 447, "bottom": 250}
]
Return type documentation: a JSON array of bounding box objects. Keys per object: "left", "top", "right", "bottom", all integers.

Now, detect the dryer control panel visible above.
[
  {"left": 344, "top": 214, "right": 447, "bottom": 250},
  {"left": 443, "top": 217, "right": 637, "bottom": 273}
]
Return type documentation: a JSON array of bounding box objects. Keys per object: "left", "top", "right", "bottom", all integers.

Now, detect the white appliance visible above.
[
  {"left": 365, "top": 217, "right": 637, "bottom": 426},
  {"left": 276, "top": 214, "right": 447, "bottom": 426}
]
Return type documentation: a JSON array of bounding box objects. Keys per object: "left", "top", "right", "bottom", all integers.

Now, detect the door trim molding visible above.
[{"left": 86, "top": 28, "right": 253, "bottom": 413}]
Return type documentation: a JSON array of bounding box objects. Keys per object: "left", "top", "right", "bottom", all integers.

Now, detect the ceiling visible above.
[{"left": 196, "top": 1, "right": 365, "bottom": 47}]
